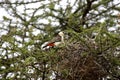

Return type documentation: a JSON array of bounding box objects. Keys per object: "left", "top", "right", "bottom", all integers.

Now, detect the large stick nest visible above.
[{"left": 53, "top": 39, "right": 108, "bottom": 80}]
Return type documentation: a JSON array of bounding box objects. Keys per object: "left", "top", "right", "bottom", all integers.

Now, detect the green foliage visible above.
[
  {"left": 0, "top": 0, "right": 120, "bottom": 80},
  {"left": 24, "top": 57, "right": 36, "bottom": 65},
  {"left": 3, "top": 16, "right": 11, "bottom": 21}
]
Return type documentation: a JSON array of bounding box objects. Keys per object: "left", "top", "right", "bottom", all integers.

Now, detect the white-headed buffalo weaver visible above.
[{"left": 41, "top": 31, "right": 64, "bottom": 50}]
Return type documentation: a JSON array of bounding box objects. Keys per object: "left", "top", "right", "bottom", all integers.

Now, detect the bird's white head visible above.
[{"left": 58, "top": 31, "right": 64, "bottom": 37}]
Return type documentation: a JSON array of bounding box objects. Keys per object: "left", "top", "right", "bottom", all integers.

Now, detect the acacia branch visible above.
[
  {"left": 0, "top": 0, "right": 42, "bottom": 5},
  {"left": 88, "top": 2, "right": 120, "bottom": 21},
  {"left": 81, "top": 0, "right": 96, "bottom": 25}
]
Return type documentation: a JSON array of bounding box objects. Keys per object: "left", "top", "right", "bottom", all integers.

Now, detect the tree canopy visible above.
[{"left": 0, "top": 0, "right": 120, "bottom": 80}]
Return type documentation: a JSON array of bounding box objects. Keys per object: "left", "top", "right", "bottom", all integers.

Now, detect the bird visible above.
[{"left": 41, "top": 31, "right": 65, "bottom": 50}]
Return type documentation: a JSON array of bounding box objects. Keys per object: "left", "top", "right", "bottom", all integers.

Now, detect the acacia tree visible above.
[{"left": 0, "top": 0, "right": 120, "bottom": 80}]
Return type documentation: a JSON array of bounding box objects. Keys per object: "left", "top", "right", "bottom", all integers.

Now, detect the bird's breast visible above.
[{"left": 54, "top": 42, "right": 62, "bottom": 46}]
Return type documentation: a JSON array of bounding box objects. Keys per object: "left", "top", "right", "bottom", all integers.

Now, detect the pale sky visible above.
[
  {"left": 0, "top": 0, "right": 119, "bottom": 20},
  {"left": 0, "top": 0, "right": 120, "bottom": 33}
]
